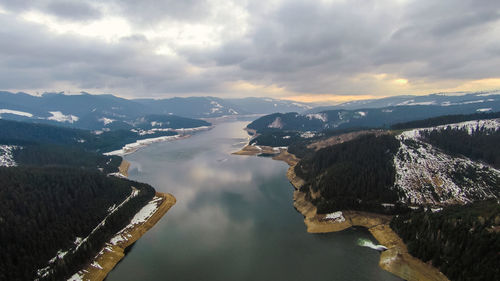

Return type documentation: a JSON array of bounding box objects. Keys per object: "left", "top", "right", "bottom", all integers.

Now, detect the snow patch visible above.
[
  {"left": 48, "top": 111, "right": 79, "bottom": 123},
  {"left": 0, "top": 109, "right": 33, "bottom": 117},
  {"left": 0, "top": 145, "right": 18, "bottom": 167},
  {"left": 477, "top": 108, "right": 492, "bottom": 112},
  {"left": 99, "top": 117, "right": 115, "bottom": 125},
  {"left": 324, "top": 211, "right": 345, "bottom": 222},
  {"left": 397, "top": 100, "right": 436, "bottom": 106},
  {"left": 394, "top": 120, "right": 500, "bottom": 206},
  {"left": 268, "top": 117, "right": 284, "bottom": 129},
  {"left": 300, "top": 131, "right": 316, "bottom": 138},
  {"left": 306, "top": 113, "right": 328, "bottom": 122}
]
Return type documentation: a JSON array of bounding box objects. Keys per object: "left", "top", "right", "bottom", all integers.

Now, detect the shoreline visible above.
[
  {"left": 233, "top": 145, "right": 449, "bottom": 281},
  {"left": 69, "top": 159, "right": 176, "bottom": 281},
  {"left": 105, "top": 126, "right": 213, "bottom": 156}
]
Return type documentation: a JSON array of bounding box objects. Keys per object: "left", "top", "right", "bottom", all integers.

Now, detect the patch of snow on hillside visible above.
[
  {"left": 300, "top": 131, "right": 316, "bottom": 138},
  {"left": 477, "top": 108, "right": 492, "bottom": 112},
  {"left": 0, "top": 145, "right": 17, "bottom": 167},
  {"left": 48, "top": 111, "right": 79, "bottom": 123},
  {"left": 228, "top": 108, "right": 238, "bottom": 114},
  {"left": 382, "top": 109, "right": 393, "bottom": 113},
  {"left": 357, "top": 111, "right": 367, "bottom": 117},
  {"left": 419, "top": 118, "right": 500, "bottom": 135},
  {"left": 40, "top": 187, "right": 142, "bottom": 279},
  {"left": 99, "top": 117, "right": 115, "bottom": 125},
  {"left": 0, "top": 109, "right": 33, "bottom": 117},
  {"left": 394, "top": 125, "right": 500, "bottom": 206},
  {"left": 111, "top": 196, "right": 162, "bottom": 245},
  {"left": 210, "top": 100, "right": 223, "bottom": 113},
  {"left": 476, "top": 91, "right": 500, "bottom": 97},
  {"left": 324, "top": 211, "right": 345, "bottom": 222},
  {"left": 268, "top": 117, "right": 284, "bottom": 129},
  {"left": 441, "top": 100, "right": 486, "bottom": 106},
  {"left": 306, "top": 113, "right": 328, "bottom": 122},
  {"left": 292, "top": 102, "right": 312, "bottom": 109},
  {"left": 151, "top": 121, "right": 163, "bottom": 127},
  {"left": 397, "top": 100, "right": 436, "bottom": 106}
]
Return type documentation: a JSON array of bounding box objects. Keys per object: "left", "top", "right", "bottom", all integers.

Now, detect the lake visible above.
[{"left": 107, "top": 121, "right": 402, "bottom": 281}]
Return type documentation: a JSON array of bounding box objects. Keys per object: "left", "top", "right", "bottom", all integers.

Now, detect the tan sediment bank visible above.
[
  {"left": 72, "top": 160, "right": 176, "bottom": 281},
  {"left": 288, "top": 161, "right": 449, "bottom": 281},
  {"left": 233, "top": 145, "right": 449, "bottom": 281},
  {"left": 118, "top": 159, "right": 130, "bottom": 177}
]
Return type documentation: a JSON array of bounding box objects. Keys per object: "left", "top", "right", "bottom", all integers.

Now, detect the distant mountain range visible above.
[
  {"left": 306, "top": 91, "right": 500, "bottom": 113},
  {"left": 0, "top": 91, "right": 311, "bottom": 131},
  {"left": 248, "top": 91, "right": 500, "bottom": 133}
]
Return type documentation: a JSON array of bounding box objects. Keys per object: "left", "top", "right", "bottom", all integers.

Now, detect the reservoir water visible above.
[{"left": 107, "top": 121, "right": 402, "bottom": 281}]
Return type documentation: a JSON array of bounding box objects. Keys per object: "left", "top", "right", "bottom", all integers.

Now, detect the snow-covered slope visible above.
[
  {"left": 393, "top": 119, "right": 500, "bottom": 206},
  {"left": 0, "top": 145, "right": 17, "bottom": 167}
]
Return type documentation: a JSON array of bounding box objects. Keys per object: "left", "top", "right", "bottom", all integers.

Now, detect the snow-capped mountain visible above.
[
  {"left": 0, "top": 91, "right": 311, "bottom": 130},
  {"left": 248, "top": 95, "right": 500, "bottom": 133},
  {"left": 306, "top": 90, "right": 500, "bottom": 113}
]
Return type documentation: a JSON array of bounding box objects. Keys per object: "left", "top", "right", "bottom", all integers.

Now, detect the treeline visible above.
[
  {"left": 391, "top": 111, "right": 500, "bottom": 130},
  {"left": 391, "top": 200, "right": 500, "bottom": 281},
  {"left": 421, "top": 127, "right": 500, "bottom": 169},
  {"left": 0, "top": 167, "right": 155, "bottom": 281},
  {"left": 294, "top": 134, "right": 403, "bottom": 214},
  {"left": 0, "top": 119, "right": 176, "bottom": 153},
  {"left": 13, "top": 144, "right": 122, "bottom": 173},
  {"left": 250, "top": 131, "right": 304, "bottom": 147}
]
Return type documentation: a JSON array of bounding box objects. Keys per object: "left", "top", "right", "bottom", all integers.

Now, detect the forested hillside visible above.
[
  {"left": 294, "top": 134, "right": 403, "bottom": 214},
  {"left": 391, "top": 112, "right": 500, "bottom": 130},
  {"left": 246, "top": 104, "right": 500, "bottom": 133},
  {"left": 0, "top": 119, "right": 176, "bottom": 153},
  {"left": 421, "top": 126, "right": 500, "bottom": 169},
  {"left": 391, "top": 200, "right": 500, "bottom": 281},
  {"left": 0, "top": 167, "right": 155, "bottom": 281},
  {"left": 13, "top": 144, "right": 122, "bottom": 173}
]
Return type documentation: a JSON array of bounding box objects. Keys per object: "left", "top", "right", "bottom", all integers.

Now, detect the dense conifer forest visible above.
[
  {"left": 391, "top": 200, "right": 500, "bottom": 281},
  {"left": 421, "top": 127, "right": 500, "bottom": 169},
  {"left": 390, "top": 111, "right": 500, "bottom": 130},
  {"left": 0, "top": 119, "right": 176, "bottom": 152},
  {"left": 13, "top": 144, "right": 122, "bottom": 173},
  {"left": 0, "top": 167, "right": 155, "bottom": 281},
  {"left": 294, "top": 134, "right": 403, "bottom": 214}
]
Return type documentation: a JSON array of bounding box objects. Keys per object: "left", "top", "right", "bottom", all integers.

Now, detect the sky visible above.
[{"left": 0, "top": 0, "right": 499, "bottom": 103}]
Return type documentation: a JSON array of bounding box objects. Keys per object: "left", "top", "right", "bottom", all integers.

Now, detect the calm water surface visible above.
[{"left": 107, "top": 121, "right": 401, "bottom": 281}]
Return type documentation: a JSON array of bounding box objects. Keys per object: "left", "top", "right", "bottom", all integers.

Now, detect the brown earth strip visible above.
[
  {"left": 118, "top": 159, "right": 130, "bottom": 177},
  {"left": 77, "top": 192, "right": 176, "bottom": 281},
  {"left": 233, "top": 135, "right": 449, "bottom": 281}
]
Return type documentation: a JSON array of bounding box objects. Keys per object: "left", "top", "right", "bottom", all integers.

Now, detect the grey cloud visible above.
[
  {"left": 1, "top": 0, "right": 500, "bottom": 98},
  {"left": 45, "top": 1, "right": 101, "bottom": 21},
  {"left": 0, "top": 13, "right": 224, "bottom": 96},
  {"left": 112, "top": 0, "right": 211, "bottom": 25}
]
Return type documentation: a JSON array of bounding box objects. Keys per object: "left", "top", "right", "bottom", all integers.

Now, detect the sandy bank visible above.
[
  {"left": 71, "top": 192, "right": 176, "bottom": 281},
  {"left": 234, "top": 139, "right": 449, "bottom": 281},
  {"left": 232, "top": 144, "right": 286, "bottom": 156},
  {"left": 287, "top": 162, "right": 449, "bottom": 281},
  {"left": 118, "top": 159, "right": 130, "bottom": 178}
]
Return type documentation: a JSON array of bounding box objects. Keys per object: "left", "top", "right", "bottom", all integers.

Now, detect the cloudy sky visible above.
[{"left": 0, "top": 0, "right": 499, "bottom": 103}]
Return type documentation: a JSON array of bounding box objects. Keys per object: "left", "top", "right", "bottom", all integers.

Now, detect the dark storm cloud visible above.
[{"left": 0, "top": 0, "right": 499, "bottom": 97}]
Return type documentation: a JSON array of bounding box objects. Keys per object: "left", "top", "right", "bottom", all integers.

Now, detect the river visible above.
[{"left": 107, "top": 121, "right": 402, "bottom": 281}]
